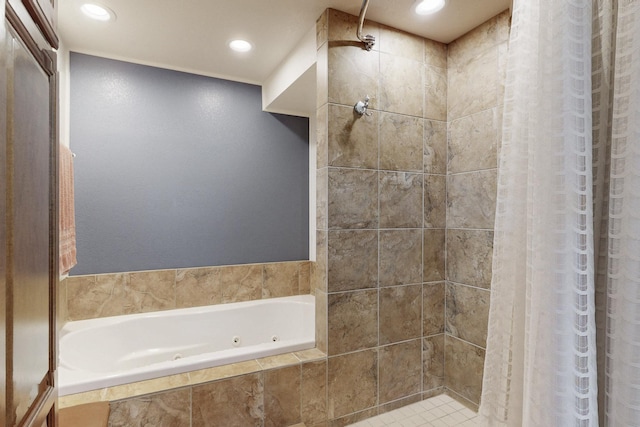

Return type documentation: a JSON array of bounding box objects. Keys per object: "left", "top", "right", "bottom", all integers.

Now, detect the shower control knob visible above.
[{"left": 354, "top": 95, "right": 372, "bottom": 116}]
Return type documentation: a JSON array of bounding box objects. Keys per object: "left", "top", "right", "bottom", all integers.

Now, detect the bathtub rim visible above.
[{"left": 58, "top": 294, "right": 316, "bottom": 396}]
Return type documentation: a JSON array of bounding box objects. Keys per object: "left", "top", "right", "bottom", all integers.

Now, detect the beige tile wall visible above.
[
  {"left": 444, "top": 11, "right": 510, "bottom": 409},
  {"left": 62, "top": 260, "right": 311, "bottom": 321},
  {"left": 313, "top": 9, "right": 449, "bottom": 425},
  {"left": 314, "top": 7, "right": 510, "bottom": 422}
]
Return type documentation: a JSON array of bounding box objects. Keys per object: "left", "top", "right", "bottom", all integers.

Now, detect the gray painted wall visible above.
[{"left": 69, "top": 53, "right": 309, "bottom": 275}]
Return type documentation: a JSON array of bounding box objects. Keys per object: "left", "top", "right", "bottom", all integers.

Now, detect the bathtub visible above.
[{"left": 58, "top": 294, "right": 315, "bottom": 396}]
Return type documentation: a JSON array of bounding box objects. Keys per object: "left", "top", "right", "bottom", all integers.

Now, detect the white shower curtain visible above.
[{"left": 478, "top": 0, "right": 640, "bottom": 425}]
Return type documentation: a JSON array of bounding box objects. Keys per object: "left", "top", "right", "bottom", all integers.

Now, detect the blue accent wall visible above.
[{"left": 69, "top": 53, "right": 309, "bottom": 275}]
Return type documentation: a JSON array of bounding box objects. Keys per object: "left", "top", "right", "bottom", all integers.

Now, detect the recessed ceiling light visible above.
[
  {"left": 229, "top": 39, "right": 252, "bottom": 53},
  {"left": 80, "top": 3, "right": 116, "bottom": 21},
  {"left": 414, "top": 0, "right": 446, "bottom": 15}
]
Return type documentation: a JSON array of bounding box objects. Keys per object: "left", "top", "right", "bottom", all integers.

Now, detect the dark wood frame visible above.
[
  {"left": 21, "top": 0, "right": 57, "bottom": 49},
  {"left": 4, "top": 2, "right": 58, "bottom": 426}
]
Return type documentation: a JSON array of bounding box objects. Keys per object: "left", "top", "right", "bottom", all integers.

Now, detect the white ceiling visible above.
[{"left": 58, "top": 0, "right": 511, "bottom": 86}]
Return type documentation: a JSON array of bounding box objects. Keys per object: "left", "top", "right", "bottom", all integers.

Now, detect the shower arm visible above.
[{"left": 357, "top": 0, "right": 375, "bottom": 51}]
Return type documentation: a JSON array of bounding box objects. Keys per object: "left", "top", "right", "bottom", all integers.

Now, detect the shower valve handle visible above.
[{"left": 354, "top": 95, "right": 372, "bottom": 116}]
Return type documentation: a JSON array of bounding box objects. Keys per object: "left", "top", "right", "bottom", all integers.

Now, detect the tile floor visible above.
[{"left": 347, "top": 394, "right": 480, "bottom": 427}]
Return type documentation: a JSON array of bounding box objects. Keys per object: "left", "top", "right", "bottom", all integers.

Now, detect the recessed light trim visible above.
[
  {"left": 81, "top": 3, "right": 116, "bottom": 21},
  {"left": 229, "top": 39, "right": 252, "bottom": 53},
  {"left": 414, "top": 0, "right": 446, "bottom": 15}
]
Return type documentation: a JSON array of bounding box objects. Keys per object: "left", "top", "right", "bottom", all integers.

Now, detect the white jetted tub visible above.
[{"left": 59, "top": 294, "right": 315, "bottom": 396}]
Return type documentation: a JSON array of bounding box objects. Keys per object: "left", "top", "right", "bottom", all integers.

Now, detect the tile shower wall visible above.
[
  {"left": 314, "top": 9, "right": 449, "bottom": 425},
  {"left": 62, "top": 260, "right": 310, "bottom": 321},
  {"left": 444, "top": 11, "right": 509, "bottom": 409}
]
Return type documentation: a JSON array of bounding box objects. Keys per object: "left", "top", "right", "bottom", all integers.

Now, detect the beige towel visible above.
[{"left": 59, "top": 145, "right": 77, "bottom": 274}]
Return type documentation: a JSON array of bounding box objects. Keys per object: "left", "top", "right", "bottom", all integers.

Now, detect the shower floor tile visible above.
[{"left": 347, "top": 394, "right": 479, "bottom": 427}]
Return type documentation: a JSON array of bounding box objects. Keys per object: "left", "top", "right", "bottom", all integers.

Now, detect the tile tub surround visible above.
[
  {"left": 59, "top": 348, "right": 328, "bottom": 427},
  {"left": 62, "top": 260, "right": 311, "bottom": 321}
]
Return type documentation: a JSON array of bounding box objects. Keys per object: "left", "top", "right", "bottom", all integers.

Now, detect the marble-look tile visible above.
[
  {"left": 177, "top": 264, "right": 262, "bottom": 308},
  {"left": 328, "top": 290, "right": 378, "bottom": 355},
  {"left": 446, "top": 283, "right": 490, "bottom": 348},
  {"left": 425, "top": 39, "right": 447, "bottom": 68},
  {"left": 317, "top": 105, "right": 328, "bottom": 169},
  {"left": 328, "top": 104, "right": 378, "bottom": 169},
  {"left": 105, "top": 374, "right": 191, "bottom": 402},
  {"left": 327, "top": 349, "right": 378, "bottom": 419},
  {"left": 217, "top": 264, "right": 263, "bottom": 304},
  {"left": 188, "top": 360, "right": 262, "bottom": 385},
  {"left": 496, "top": 10, "right": 511, "bottom": 44},
  {"left": 175, "top": 267, "right": 220, "bottom": 308},
  {"left": 329, "top": 408, "right": 377, "bottom": 427},
  {"left": 317, "top": 168, "right": 328, "bottom": 231},
  {"left": 424, "top": 65, "right": 447, "bottom": 121},
  {"left": 327, "top": 230, "right": 378, "bottom": 292},
  {"left": 380, "top": 53, "right": 423, "bottom": 117},
  {"left": 423, "top": 334, "right": 445, "bottom": 391},
  {"left": 316, "top": 10, "right": 328, "bottom": 49},
  {"left": 424, "top": 119, "right": 447, "bottom": 174},
  {"left": 257, "top": 353, "right": 300, "bottom": 370},
  {"left": 379, "top": 284, "right": 422, "bottom": 345},
  {"left": 109, "top": 389, "right": 190, "bottom": 427},
  {"left": 66, "top": 274, "right": 125, "bottom": 320},
  {"left": 423, "top": 229, "right": 445, "bottom": 282},
  {"left": 448, "top": 49, "right": 499, "bottom": 121},
  {"left": 423, "top": 282, "right": 445, "bottom": 336},
  {"left": 379, "top": 340, "right": 422, "bottom": 403},
  {"left": 447, "top": 14, "right": 501, "bottom": 69},
  {"left": 263, "top": 262, "right": 300, "bottom": 299},
  {"left": 265, "top": 366, "right": 301, "bottom": 427},
  {"left": 124, "top": 270, "right": 175, "bottom": 314},
  {"left": 447, "top": 170, "right": 497, "bottom": 229},
  {"left": 446, "top": 229, "right": 494, "bottom": 289},
  {"left": 422, "top": 387, "right": 445, "bottom": 400},
  {"left": 313, "top": 231, "right": 328, "bottom": 294},
  {"left": 299, "top": 262, "right": 311, "bottom": 295},
  {"left": 327, "top": 9, "right": 379, "bottom": 45},
  {"left": 192, "top": 373, "right": 264, "bottom": 427},
  {"left": 328, "top": 168, "right": 378, "bottom": 229},
  {"left": 316, "top": 290, "right": 328, "bottom": 354},
  {"left": 448, "top": 108, "right": 498, "bottom": 173},
  {"left": 317, "top": 43, "right": 329, "bottom": 109},
  {"left": 445, "top": 336, "right": 485, "bottom": 404},
  {"left": 302, "top": 360, "right": 328, "bottom": 425},
  {"left": 378, "top": 25, "right": 424, "bottom": 62},
  {"left": 379, "top": 112, "right": 423, "bottom": 172},
  {"left": 378, "top": 394, "right": 422, "bottom": 414},
  {"left": 424, "top": 174, "right": 446, "bottom": 228},
  {"left": 379, "top": 229, "right": 422, "bottom": 287},
  {"left": 379, "top": 172, "right": 423, "bottom": 228},
  {"left": 295, "top": 348, "right": 327, "bottom": 362},
  {"left": 59, "top": 390, "right": 107, "bottom": 409},
  {"left": 328, "top": 44, "right": 379, "bottom": 109},
  {"left": 447, "top": 389, "right": 480, "bottom": 412}
]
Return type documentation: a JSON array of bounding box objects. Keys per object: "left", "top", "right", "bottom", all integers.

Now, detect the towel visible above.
[{"left": 59, "top": 145, "right": 77, "bottom": 274}]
